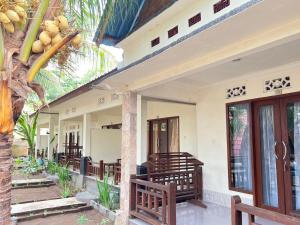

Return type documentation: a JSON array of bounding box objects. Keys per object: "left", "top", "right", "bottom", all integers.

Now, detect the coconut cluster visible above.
[
  {"left": 0, "top": 0, "right": 28, "bottom": 33},
  {"left": 32, "top": 15, "right": 82, "bottom": 54}
]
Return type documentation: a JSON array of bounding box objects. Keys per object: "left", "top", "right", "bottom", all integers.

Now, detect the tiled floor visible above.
[{"left": 130, "top": 202, "right": 282, "bottom": 225}]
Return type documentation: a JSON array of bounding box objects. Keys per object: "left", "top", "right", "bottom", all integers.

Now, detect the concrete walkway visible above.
[{"left": 130, "top": 202, "right": 281, "bottom": 225}]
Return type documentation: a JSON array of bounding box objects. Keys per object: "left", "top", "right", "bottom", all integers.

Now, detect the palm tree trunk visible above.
[{"left": 0, "top": 133, "right": 13, "bottom": 225}]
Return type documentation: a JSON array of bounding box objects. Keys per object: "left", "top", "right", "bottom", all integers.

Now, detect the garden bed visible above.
[
  {"left": 90, "top": 200, "right": 117, "bottom": 221},
  {"left": 12, "top": 169, "right": 45, "bottom": 180},
  {"left": 12, "top": 185, "right": 62, "bottom": 204}
]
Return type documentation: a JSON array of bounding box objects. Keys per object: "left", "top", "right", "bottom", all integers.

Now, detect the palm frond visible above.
[{"left": 15, "top": 113, "right": 39, "bottom": 155}]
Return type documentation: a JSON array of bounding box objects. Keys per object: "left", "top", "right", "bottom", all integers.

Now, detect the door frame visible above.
[
  {"left": 253, "top": 98, "right": 286, "bottom": 214},
  {"left": 148, "top": 116, "right": 180, "bottom": 158},
  {"left": 279, "top": 94, "right": 300, "bottom": 216},
  {"left": 226, "top": 90, "right": 300, "bottom": 212}
]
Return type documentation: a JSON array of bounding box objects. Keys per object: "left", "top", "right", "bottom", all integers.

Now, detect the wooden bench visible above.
[
  {"left": 147, "top": 152, "right": 206, "bottom": 208},
  {"left": 231, "top": 196, "right": 300, "bottom": 225}
]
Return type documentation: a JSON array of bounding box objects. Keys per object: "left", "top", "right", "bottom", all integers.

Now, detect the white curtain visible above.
[
  {"left": 292, "top": 103, "right": 300, "bottom": 209},
  {"left": 260, "top": 105, "right": 279, "bottom": 207}
]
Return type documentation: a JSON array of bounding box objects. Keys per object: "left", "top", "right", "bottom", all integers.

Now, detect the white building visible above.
[{"left": 37, "top": 0, "right": 300, "bottom": 224}]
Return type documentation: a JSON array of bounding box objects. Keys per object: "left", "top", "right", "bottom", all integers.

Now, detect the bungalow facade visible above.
[{"left": 36, "top": 0, "right": 300, "bottom": 224}]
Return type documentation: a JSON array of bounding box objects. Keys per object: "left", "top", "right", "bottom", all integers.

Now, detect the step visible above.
[
  {"left": 11, "top": 197, "right": 86, "bottom": 216},
  {"left": 12, "top": 178, "right": 55, "bottom": 189},
  {"left": 16, "top": 205, "right": 93, "bottom": 222}
]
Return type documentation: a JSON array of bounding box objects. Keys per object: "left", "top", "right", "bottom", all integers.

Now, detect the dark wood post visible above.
[
  {"left": 231, "top": 196, "right": 242, "bottom": 225},
  {"left": 86, "top": 160, "right": 90, "bottom": 176},
  {"left": 68, "top": 133, "right": 72, "bottom": 155},
  {"left": 129, "top": 176, "right": 137, "bottom": 217},
  {"left": 167, "top": 183, "right": 176, "bottom": 225},
  {"left": 99, "top": 160, "right": 104, "bottom": 180},
  {"left": 64, "top": 134, "right": 68, "bottom": 154}
]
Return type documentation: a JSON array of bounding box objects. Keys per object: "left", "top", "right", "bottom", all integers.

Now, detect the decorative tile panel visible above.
[
  {"left": 98, "top": 97, "right": 105, "bottom": 105},
  {"left": 264, "top": 76, "right": 291, "bottom": 92},
  {"left": 226, "top": 86, "right": 246, "bottom": 99}
]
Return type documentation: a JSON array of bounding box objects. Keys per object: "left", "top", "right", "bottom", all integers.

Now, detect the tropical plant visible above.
[
  {"left": 46, "top": 160, "right": 58, "bottom": 175},
  {"left": 97, "top": 175, "right": 117, "bottom": 210},
  {"left": 22, "top": 157, "right": 42, "bottom": 175},
  {"left": 57, "top": 164, "right": 71, "bottom": 186},
  {"left": 77, "top": 214, "right": 89, "bottom": 225},
  {"left": 14, "top": 157, "right": 23, "bottom": 166},
  {"left": 15, "top": 112, "right": 38, "bottom": 156},
  {"left": 57, "top": 164, "right": 73, "bottom": 198},
  {"left": 61, "top": 182, "right": 72, "bottom": 198},
  {"left": 0, "top": 0, "right": 134, "bottom": 222},
  {"left": 100, "top": 218, "right": 111, "bottom": 225},
  {"left": 0, "top": 0, "right": 83, "bottom": 221}
]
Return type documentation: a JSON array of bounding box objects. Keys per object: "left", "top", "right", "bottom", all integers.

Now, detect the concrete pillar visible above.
[
  {"left": 57, "top": 120, "right": 65, "bottom": 153},
  {"left": 136, "top": 95, "right": 148, "bottom": 165},
  {"left": 48, "top": 115, "right": 58, "bottom": 160},
  {"left": 83, "top": 113, "right": 92, "bottom": 157},
  {"left": 35, "top": 126, "right": 41, "bottom": 158},
  {"left": 116, "top": 92, "right": 137, "bottom": 225}
]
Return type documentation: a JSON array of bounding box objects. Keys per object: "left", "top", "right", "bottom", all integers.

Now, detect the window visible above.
[
  {"left": 227, "top": 103, "right": 253, "bottom": 193},
  {"left": 188, "top": 13, "right": 201, "bottom": 27},
  {"left": 151, "top": 37, "right": 160, "bottom": 47},
  {"left": 168, "top": 26, "right": 178, "bottom": 38},
  {"left": 214, "top": 0, "right": 230, "bottom": 13}
]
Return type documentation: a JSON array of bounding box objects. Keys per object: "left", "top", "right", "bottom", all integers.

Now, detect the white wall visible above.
[
  {"left": 119, "top": 0, "right": 252, "bottom": 67},
  {"left": 57, "top": 90, "right": 122, "bottom": 121},
  {"left": 147, "top": 101, "right": 198, "bottom": 158},
  {"left": 196, "top": 62, "right": 300, "bottom": 206},
  {"left": 90, "top": 113, "right": 122, "bottom": 163},
  {"left": 39, "top": 135, "right": 48, "bottom": 151}
]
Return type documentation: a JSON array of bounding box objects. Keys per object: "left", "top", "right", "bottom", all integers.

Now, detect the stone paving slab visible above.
[
  {"left": 12, "top": 178, "right": 53, "bottom": 185},
  {"left": 11, "top": 197, "right": 85, "bottom": 215}
]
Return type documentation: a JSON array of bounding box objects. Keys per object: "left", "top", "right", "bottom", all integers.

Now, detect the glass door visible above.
[
  {"left": 281, "top": 96, "right": 300, "bottom": 216},
  {"left": 148, "top": 117, "right": 179, "bottom": 157},
  {"left": 253, "top": 100, "right": 286, "bottom": 214}
]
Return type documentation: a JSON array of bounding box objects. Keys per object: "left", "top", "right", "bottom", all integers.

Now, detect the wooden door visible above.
[
  {"left": 280, "top": 95, "right": 300, "bottom": 216},
  {"left": 253, "top": 99, "right": 286, "bottom": 214},
  {"left": 148, "top": 117, "right": 179, "bottom": 157}
]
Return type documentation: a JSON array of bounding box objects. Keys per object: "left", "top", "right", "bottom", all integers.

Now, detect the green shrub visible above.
[
  {"left": 22, "top": 157, "right": 41, "bottom": 175},
  {"left": 97, "top": 175, "right": 117, "bottom": 210},
  {"left": 57, "top": 165, "right": 73, "bottom": 198},
  {"left": 57, "top": 165, "right": 71, "bottom": 186},
  {"left": 47, "top": 160, "right": 58, "bottom": 175},
  {"left": 61, "top": 182, "right": 72, "bottom": 198},
  {"left": 15, "top": 158, "right": 23, "bottom": 166}
]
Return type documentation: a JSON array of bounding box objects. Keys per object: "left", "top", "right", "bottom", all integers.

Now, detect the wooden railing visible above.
[
  {"left": 148, "top": 152, "right": 205, "bottom": 206},
  {"left": 87, "top": 160, "right": 103, "bottom": 180},
  {"left": 103, "top": 161, "right": 115, "bottom": 177},
  {"left": 130, "top": 177, "right": 176, "bottom": 225},
  {"left": 114, "top": 162, "right": 121, "bottom": 185},
  {"left": 231, "top": 196, "right": 300, "bottom": 225},
  {"left": 73, "top": 157, "right": 81, "bottom": 172}
]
